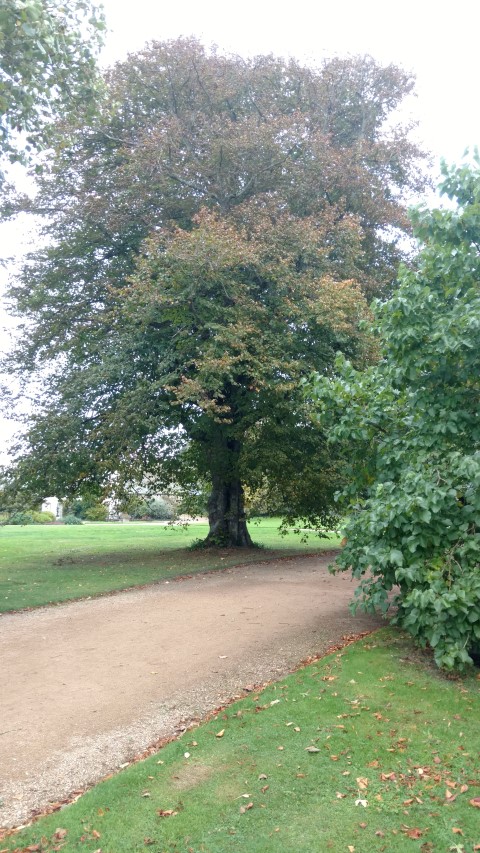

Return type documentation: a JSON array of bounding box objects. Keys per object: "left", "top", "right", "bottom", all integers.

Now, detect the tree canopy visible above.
[
  {"left": 3, "top": 39, "right": 429, "bottom": 545},
  {"left": 312, "top": 159, "right": 480, "bottom": 669},
  {"left": 0, "top": 0, "right": 105, "bottom": 169}
]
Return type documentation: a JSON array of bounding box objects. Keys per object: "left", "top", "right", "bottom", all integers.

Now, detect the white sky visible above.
[{"left": 1, "top": 0, "right": 479, "bottom": 460}]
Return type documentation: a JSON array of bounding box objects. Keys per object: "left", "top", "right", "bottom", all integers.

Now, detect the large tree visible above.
[
  {"left": 3, "top": 40, "right": 428, "bottom": 545},
  {"left": 312, "top": 159, "right": 480, "bottom": 669}
]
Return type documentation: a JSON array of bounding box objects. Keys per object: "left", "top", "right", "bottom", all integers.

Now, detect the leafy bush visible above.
[
  {"left": 83, "top": 503, "right": 109, "bottom": 521},
  {"left": 63, "top": 513, "right": 83, "bottom": 525},
  {"left": 128, "top": 497, "right": 176, "bottom": 520},
  {"left": 8, "top": 511, "right": 35, "bottom": 525},
  {"left": 312, "top": 159, "right": 480, "bottom": 671},
  {"left": 31, "top": 510, "right": 56, "bottom": 524}
]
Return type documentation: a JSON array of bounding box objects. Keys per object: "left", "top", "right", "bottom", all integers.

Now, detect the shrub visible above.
[
  {"left": 128, "top": 496, "right": 176, "bottom": 520},
  {"left": 312, "top": 160, "right": 480, "bottom": 671},
  {"left": 8, "top": 511, "right": 35, "bottom": 525},
  {"left": 63, "top": 513, "right": 83, "bottom": 525},
  {"left": 83, "top": 503, "right": 108, "bottom": 521},
  {"left": 31, "top": 510, "right": 56, "bottom": 524}
]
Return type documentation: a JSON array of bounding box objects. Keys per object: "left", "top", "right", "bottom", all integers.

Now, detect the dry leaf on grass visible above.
[{"left": 53, "top": 830, "right": 68, "bottom": 840}]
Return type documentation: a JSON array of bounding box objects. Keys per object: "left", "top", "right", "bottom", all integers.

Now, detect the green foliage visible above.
[
  {"left": 126, "top": 496, "right": 176, "bottom": 521},
  {"left": 63, "top": 513, "right": 83, "bottom": 524},
  {"left": 30, "top": 509, "right": 55, "bottom": 523},
  {"left": 0, "top": 0, "right": 105, "bottom": 170},
  {"left": 3, "top": 40, "right": 428, "bottom": 542},
  {"left": 83, "top": 503, "right": 108, "bottom": 521},
  {"left": 311, "top": 158, "right": 480, "bottom": 670},
  {"left": 7, "top": 510, "right": 35, "bottom": 524}
]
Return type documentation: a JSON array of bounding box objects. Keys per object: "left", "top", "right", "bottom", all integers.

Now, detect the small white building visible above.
[{"left": 41, "top": 496, "right": 63, "bottom": 519}]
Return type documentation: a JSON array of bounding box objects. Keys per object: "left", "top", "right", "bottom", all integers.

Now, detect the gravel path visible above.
[{"left": 0, "top": 554, "right": 381, "bottom": 829}]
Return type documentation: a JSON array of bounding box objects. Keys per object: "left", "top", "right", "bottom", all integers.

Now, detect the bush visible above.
[
  {"left": 312, "top": 160, "right": 480, "bottom": 671},
  {"left": 8, "top": 511, "right": 35, "bottom": 525},
  {"left": 128, "top": 496, "right": 176, "bottom": 520},
  {"left": 83, "top": 503, "right": 108, "bottom": 521},
  {"left": 31, "top": 510, "right": 56, "bottom": 524},
  {"left": 63, "top": 513, "right": 83, "bottom": 525}
]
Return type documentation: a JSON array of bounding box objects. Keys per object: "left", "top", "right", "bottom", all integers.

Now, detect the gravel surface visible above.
[{"left": 0, "top": 554, "right": 382, "bottom": 829}]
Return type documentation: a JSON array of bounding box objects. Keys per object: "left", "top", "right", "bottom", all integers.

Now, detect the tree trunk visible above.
[{"left": 205, "top": 474, "right": 254, "bottom": 547}]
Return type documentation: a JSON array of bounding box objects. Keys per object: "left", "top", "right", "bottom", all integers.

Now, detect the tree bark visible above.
[{"left": 205, "top": 474, "right": 254, "bottom": 547}]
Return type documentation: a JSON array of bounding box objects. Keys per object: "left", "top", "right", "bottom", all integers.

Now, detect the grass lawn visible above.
[
  {"left": 0, "top": 519, "right": 340, "bottom": 613},
  {"left": 2, "top": 629, "right": 479, "bottom": 852}
]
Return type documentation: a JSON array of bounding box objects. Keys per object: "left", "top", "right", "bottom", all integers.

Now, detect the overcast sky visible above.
[{"left": 1, "top": 0, "right": 479, "bottom": 460}]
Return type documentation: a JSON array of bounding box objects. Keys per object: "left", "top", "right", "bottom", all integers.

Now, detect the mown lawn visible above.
[
  {"left": 2, "top": 629, "right": 479, "bottom": 852},
  {"left": 0, "top": 519, "right": 340, "bottom": 612}
]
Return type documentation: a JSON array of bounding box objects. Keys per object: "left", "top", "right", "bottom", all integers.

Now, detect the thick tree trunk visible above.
[{"left": 205, "top": 474, "right": 254, "bottom": 547}]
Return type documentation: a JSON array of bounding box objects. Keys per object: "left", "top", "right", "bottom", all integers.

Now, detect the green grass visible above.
[
  {"left": 0, "top": 519, "right": 340, "bottom": 613},
  {"left": 3, "top": 629, "right": 480, "bottom": 852}
]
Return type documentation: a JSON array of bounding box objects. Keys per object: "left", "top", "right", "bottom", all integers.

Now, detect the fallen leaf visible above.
[
  {"left": 239, "top": 802, "right": 254, "bottom": 814},
  {"left": 348, "top": 846, "right": 355, "bottom": 852},
  {"left": 469, "top": 797, "right": 480, "bottom": 808},
  {"left": 92, "top": 830, "right": 101, "bottom": 839},
  {"left": 460, "top": 784, "right": 469, "bottom": 794},
  {"left": 54, "top": 830, "right": 68, "bottom": 840},
  {"left": 336, "top": 792, "right": 346, "bottom": 799},
  {"left": 433, "top": 756, "right": 441, "bottom": 764},
  {"left": 358, "top": 822, "right": 367, "bottom": 829},
  {"left": 141, "top": 791, "right": 151, "bottom": 797},
  {"left": 404, "top": 828, "right": 423, "bottom": 839},
  {"left": 261, "top": 785, "right": 269, "bottom": 793},
  {"left": 375, "top": 830, "right": 385, "bottom": 837},
  {"left": 356, "top": 777, "right": 368, "bottom": 790},
  {"left": 305, "top": 746, "right": 320, "bottom": 753},
  {"left": 258, "top": 774, "right": 268, "bottom": 780},
  {"left": 216, "top": 729, "right": 225, "bottom": 738},
  {"left": 380, "top": 772, "right": 396, "bottom": 781},
  {"left": 270, "top": 699, "right": 280, "bottom": 705},
  {"left": 452, "top": 828, "right": 463, "bottom": 835},
  {"left": 144, "top": 839, "right": 155, "bottom": 846},
  {"left": 157, "top": 809, "right": 178, "bottom": 818}
]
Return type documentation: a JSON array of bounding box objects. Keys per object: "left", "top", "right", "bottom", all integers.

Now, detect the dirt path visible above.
[{"left": 0, "top": 554, "right": 381, "bottom": 829}]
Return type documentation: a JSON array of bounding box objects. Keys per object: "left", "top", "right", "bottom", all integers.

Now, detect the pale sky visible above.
[{"left": 1, "top": 0, "right": 479, "bottom": 460}]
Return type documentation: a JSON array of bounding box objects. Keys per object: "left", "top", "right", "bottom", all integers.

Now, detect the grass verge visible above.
[
  {"left": 2, "top": 629, "right": 479, "bottom": 852},
  {"left": 0, "top": 519, "right": 340, "bottom": 613}
]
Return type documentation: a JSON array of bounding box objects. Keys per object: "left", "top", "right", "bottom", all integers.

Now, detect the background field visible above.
[{"left": 0, "top": 519, "right": 341, "bottom": 613}]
